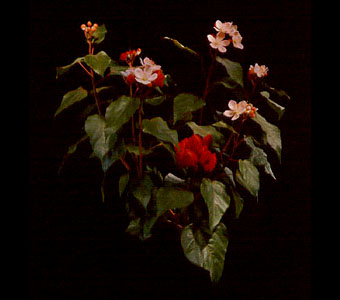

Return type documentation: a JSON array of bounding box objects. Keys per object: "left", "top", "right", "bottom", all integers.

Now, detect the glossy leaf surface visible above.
[
  {"left": 201, "top": 178, "right": 230, "bottom": 231},
  {"left": 55, "top": 86, "right": 88, "bottom": 117}
]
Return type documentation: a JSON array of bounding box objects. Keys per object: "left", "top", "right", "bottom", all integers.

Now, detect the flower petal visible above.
[
  {"left": 218, "top": 46, "right": 227, "bottom": 53},
  {"left": 231, "top": 114, "right": 240, "bottom": 121},
  {"left": 207, "top": 34, "right": 215, "bottom": 43},
  {"left": 228, "top": 100, "right": 237, "bottom": 110},
  {"left": 223, "top": 110, "right": 234, "bottom": 118}
]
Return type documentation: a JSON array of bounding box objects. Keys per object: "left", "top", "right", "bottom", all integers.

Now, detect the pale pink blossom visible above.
[
  {"left": 134, "top": 66, "right": 158, "bottom": 85},
  {"left": 207, "top": 32, "right": 231, "bottom": 53},
  {"left": 232, "top": 31, "right": 244, "bottom": 49},
  {"left": 214, "top": 20, "right": 236, "bottom": 35},
  {"left": 140, "top": 57, "right": 161, "bottom": 72},
  {"left": 244, "top": 103, "right": 258, "bottom": 118},
  {"left": 223, "top": 100, "right": 247, "bottom": 121},
  {"left": 121, "top": 68, "right": 135, "bottom": 78},
  {"left": 249, "top": 63, "right": 268, "bottom": 78}
]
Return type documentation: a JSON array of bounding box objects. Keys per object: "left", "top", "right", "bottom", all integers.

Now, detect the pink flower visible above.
[
  {"left": 207, "top": 32, "right": 231, "bottom": 53},
  {"left": 232, "top": 31, "right": 244, "bottom": 49},
  {"left": 214, "top": 20, "right": 237, "bottom": 36},
  {"left": 223, "top": 100, "right": 247, "bottom": 121},
  {"left": 134, "top": 66, "right": 158, "bottom": 86},
  {"left": 244, "top": 103, "right": 258, "bottom": 118},
  {"left": 249, "top": 63, "right": 269, "bottom": 78}
]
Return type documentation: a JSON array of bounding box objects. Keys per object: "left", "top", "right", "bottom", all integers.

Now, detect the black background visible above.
[{"left": 29, "top": 0, "right": 311, "bottom": 299}]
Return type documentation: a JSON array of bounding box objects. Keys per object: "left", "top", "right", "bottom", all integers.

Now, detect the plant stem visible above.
[
  {"left": 130, "top": 85, "right": 136, "bottom": 143},
  {"left": 87, "top": 41, "right": 103, "bottom": 117},
  {"left": 78, "top": 61, "right": 92, "bottom": 77},
  {"left": 199, "top": 50, "right": 217, "bottom": 124},
  {"left": 91, "top": 69, "right": 103, "bottom": 117},
  {"left": 138, "top": 99, "right": 143, "bottom": 179},
  {"left": 226, "top": 117, "right": 246, "bottom": 163}
]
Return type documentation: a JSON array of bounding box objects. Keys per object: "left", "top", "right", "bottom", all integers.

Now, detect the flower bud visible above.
[
  {"left": 87, "top": 21, "right": 92, "bottom": 27},
  {"left": 81, "top": 24, "right": 86, "bottom": 31}
]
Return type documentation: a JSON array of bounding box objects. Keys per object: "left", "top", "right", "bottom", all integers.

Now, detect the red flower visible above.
[
  {"left": 199, "top": 150, "right": 217, "bottom": 172},
  {"left": 119, "top": 48, "right": 141, "bottom": 67},
  {"left": 175, "top": 134, "right": 217, "bottom": 172},
  {"left": 152, "top": 69, "right": 165, "bottom": 87},
  {"left": 125, "top": 73, "right": 136, "bottom": 85}
]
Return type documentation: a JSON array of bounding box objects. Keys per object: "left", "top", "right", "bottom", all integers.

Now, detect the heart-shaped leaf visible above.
[
  {"left": 181, "top": 222, "right": 229, "bottom": 283},
  {"left": 84, "top": 114, "right": 125, "bottom": 172},
  {"left": 186, "top": 122, "right": 224, "bottom": 147},
  {"left": 201, "top": 178, "right": 230, "bottom": 231},
  {"left": 244, "top": 136, "right": 276, "bottom": 180},
  {"left": 55, "top": 86, "right": 88, "bottom": 117},
  {"left": 84, "top": 51, "right": 112, "bottom": 77},
  {"left": 173, "top": 93, "right": 205, "bottom": 124},
  {"left": 56, "top": 57, "right": 84, "bottom": 79},
  {"left": 236, "top": 159, "right": 260, "bottom": 198},
  {"left": 216, "top": 56, "right": 244, "bottom": 87},
  {"left": 260, "top": 91, "right": 285, "bottom": 121},
  {"left": 251, "top": 113, "right": 282, "bottom": 162},
  {"left": 153, "top": 187, "right": 194, "bottom": 217},
  {"left": 105, "top": 95, "right": 140, "bottom": 135},
  {"left": 92, "top": 24, "right": 107, "bottom": 44},
  {"left": 131, "top": 174, "right": 154, "bottom": 209},
  {"left": 142, "top": 117, "right": 178, "bottom": 146}
]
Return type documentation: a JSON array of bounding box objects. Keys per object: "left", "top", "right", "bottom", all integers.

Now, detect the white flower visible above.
[
  {"left": 214, "top": 20, "right": 235, "bottom": 35},
  {"left": 223, "top": 100, "right": 247, "bottom": 121},
  {"left": 121, "top": 68, "right": 135, "bottom": 78},
  {"left": 232, "top": 31, "right": 244, "bottom": 49},
  {"left": 140, "top": 57, "right": 161, "bottom": 72},
  {"left": 134, "top": 66, "right": 158, "bottom": 85},
  {"left": 249, "top": 63, "right": 268, "bottom": 78},
  {"left": 207, "top": 32, "right": 231, "bottom": 53}
]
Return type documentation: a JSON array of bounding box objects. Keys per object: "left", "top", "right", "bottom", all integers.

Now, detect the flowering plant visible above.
[{"left": 55, "top": 20, "right": 290, "bottom": 283}]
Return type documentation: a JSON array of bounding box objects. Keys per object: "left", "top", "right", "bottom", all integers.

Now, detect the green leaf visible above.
[
  {"left": 141, "top": 216, "right": 159, "bottom": 240},
  {"left": 119, "top": 173, "right": 130, "bottom": 197},
  {"left": 181, "top": 222, "right": 229, "bottom": 283},
  {"left": 84, "top": 51, "right": 111, "bottom": 77},
  {"left": 260, "top": 91, "right": 285, "bottom": 121},
  {"left": 186, "top": 121, "right": 224, "bottom": 147},
  {"left": 244, "top": 136, "right": 276, "bottom": 180},
  {"left": 105, "top": 96, "right": 140, "bottom": 145},
  {"left": 132, "top": 174, "right": 154, "bottom": 209},
  {"left": 92, "top": 24, "right": 107, "bottom": 44},
  {"left": 251, "top": 113, "right": 282, "bottom": 162},
  {"left": 268, "top": 86, "right": 291, "bottom": 101},
  {"left": 126, "top": 144, "right": 152, "bottom": 156},
  {"left": 125, "top": 218, "right": 141, "bottom": 236},
  {"left": 216, "top": 56, "right": 244, "bottom": 87},
  {"left": 230, "top": 188, "right": 244, "bottom": 219},
  {"left": 202, "top": 222, "right": 229, "bottom": 282},
  {"left": 85, "top": 114, "right": 111, "bottom": 160},
  {"left": 56, "top": 57, "right": 84, "bottom": 79},
  {"left": 162, "top": 36, "right": 199, "bottom": 57},
  {"left": 55, "top": 86, "right": 88, "bottom": 117},
  {"left": 212, "top": 121, "right": 238, "bottom": 135},
  {"left": 173, "top": 93, "right": 205, "bottom": 124},
  {"left": 58, "top": 135, "right": 88, "bottom": 174},
  {"left": 181, "top": 224, "right": 205, "bottom": 268},
  {"left": 201, "top": 178, "right": 230, "bottom": 231},
  {"left": 109, "top": 59, "right": 128, "bottom": 75},
  {"left": 153, "top": 187, "right": 194, "bottom": 217},
  {"left": 142, "top": 117, "right": 178, "bottom": 146},
  {"left": 145, "top": 95, "right": 166, "bottom": 106},
  {"left": 84, "top": 114, "right": 125, "bottom": 172},
  {"left": 236, "top": 159, "right": 260, "bottom": 198}
]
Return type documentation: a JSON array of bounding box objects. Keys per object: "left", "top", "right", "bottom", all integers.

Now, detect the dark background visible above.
[{"left": 29, "top": 0, "right": 311, "bottom": 299}]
